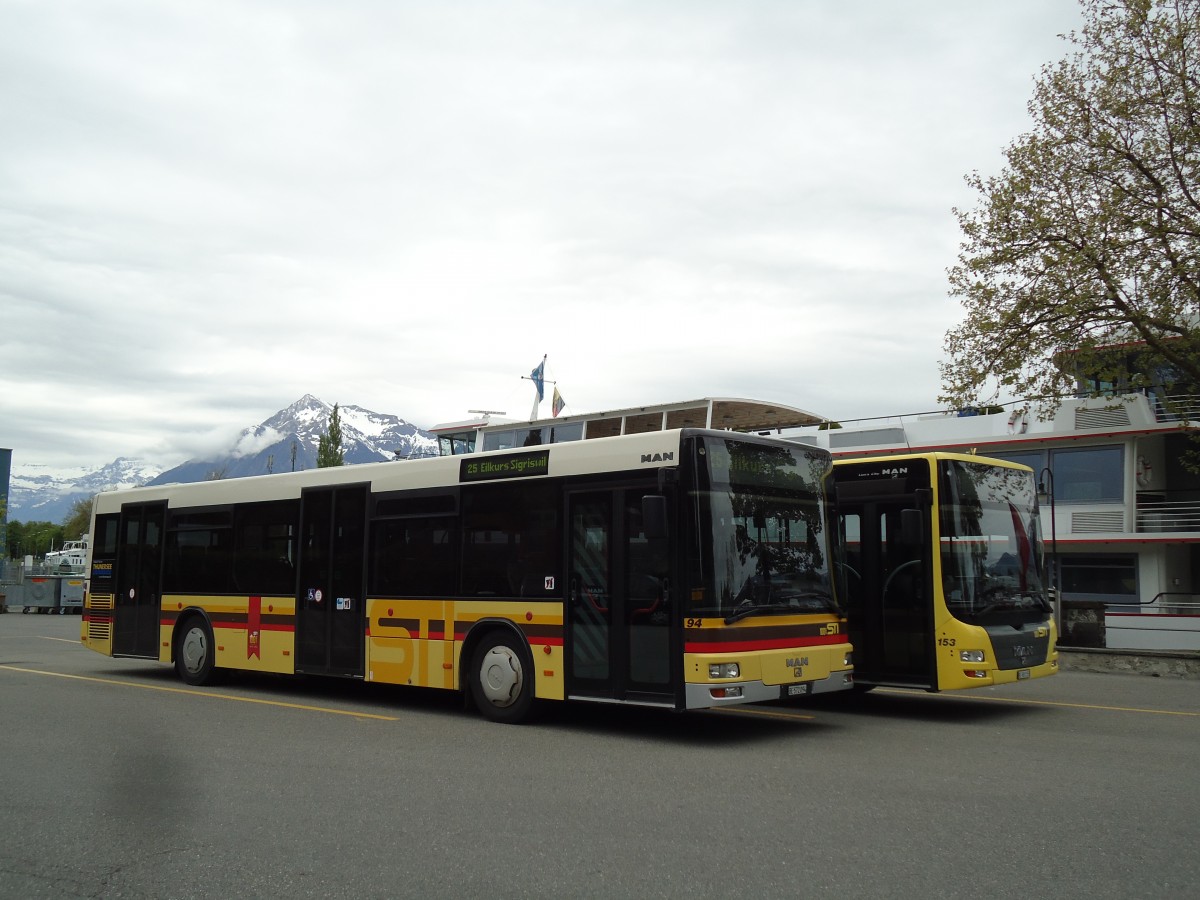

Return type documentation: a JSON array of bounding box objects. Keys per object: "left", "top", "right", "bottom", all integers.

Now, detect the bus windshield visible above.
[
  {"left": 689, "top": 436, "right": 839, "bottom": 621},
  {"left": 938, "top": 460, "right": 1052, "bottom": 622}
]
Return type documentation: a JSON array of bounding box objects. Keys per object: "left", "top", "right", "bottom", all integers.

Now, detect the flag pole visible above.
[{"left": 521, "top": 354, "right": 555, "bottom": 420}]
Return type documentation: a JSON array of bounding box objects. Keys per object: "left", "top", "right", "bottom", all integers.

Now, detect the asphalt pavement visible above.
[{"left": 2, "top": 613, "right": 1197, "bottom": 899}]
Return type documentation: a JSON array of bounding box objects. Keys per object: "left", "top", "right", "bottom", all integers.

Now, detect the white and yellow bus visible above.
[
  {"left": 82, "top": 421, "right": 853, "bottom": 721},
  {"left": 832, "top": 452, "right": 1058, "bottom": 691}
]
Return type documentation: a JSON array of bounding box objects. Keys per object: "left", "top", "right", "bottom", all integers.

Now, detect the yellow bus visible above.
[
  {"left": 81, "top": 426, "right": 853, "bottom": 721},
  {"left": 831, "top": 452, "right": 1058, "bottom": 691}
]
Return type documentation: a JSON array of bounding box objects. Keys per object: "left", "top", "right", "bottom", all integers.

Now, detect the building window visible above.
[{"left": 1059, "top": 554, "right": 1137, "bottom": 609}]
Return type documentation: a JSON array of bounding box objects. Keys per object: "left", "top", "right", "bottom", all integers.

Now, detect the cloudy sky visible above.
[{"left": 1, "top": 0, "right": 1086, "bottom": 471}]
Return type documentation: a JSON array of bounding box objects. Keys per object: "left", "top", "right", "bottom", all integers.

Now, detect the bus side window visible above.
[{"left": 461, "top": 482, "right": 561, "bottom": 598}]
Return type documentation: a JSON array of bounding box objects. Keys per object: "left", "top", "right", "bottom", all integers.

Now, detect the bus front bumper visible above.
[{"left": 684, "top": 669, "right": 854, "bottom": 709}]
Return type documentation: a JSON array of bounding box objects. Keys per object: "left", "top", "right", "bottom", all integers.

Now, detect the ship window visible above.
[
  {"left": 438, "top": 431, "right": 477, "bottom": 456},
  {"left": 1059, "top": 554, "right": 1137, "bottom": 609},
  {"left": 991, "top": 446, "right": 1123, "bottom": 504},
  {"left": 1052, "top": 447, "right": 1123, "bottom": 503}
]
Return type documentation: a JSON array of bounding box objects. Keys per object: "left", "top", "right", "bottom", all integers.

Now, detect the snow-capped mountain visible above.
[
  {"left": 148, "top": 395, "right": 437, "bottom": 485},
  {"left": 6, "top": 396, "right": 438, "bottom": 523},
  {"left": 7, "top": 458, "right": 164, "bottom": 524}
]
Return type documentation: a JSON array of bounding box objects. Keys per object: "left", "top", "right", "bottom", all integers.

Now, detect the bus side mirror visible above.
[{"left": 642, "top": 495, "right": 669, "bottom": 540}]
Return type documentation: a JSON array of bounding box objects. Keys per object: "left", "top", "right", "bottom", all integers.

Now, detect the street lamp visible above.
[{"left": 1037, "top": 466, "right": 1060, "bottom": 634}]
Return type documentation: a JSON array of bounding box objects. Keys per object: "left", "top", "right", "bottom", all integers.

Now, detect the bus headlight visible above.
[
  {"left": 843, "top": 651, "right": 853, "bottom": 667},
  {"left": 709, "top": 662, "right": 740, "bottom": 679},
  {"left": 959, "top": 650, "right": 986, "bottom": 663}
]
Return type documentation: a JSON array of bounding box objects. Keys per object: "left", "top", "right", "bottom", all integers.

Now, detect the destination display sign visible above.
[
  {"left": 705, "top": 437, "right": 825, "bottom": 490},
  {"left": 460, "top": 449, "right": 550, "bottom": 483}
]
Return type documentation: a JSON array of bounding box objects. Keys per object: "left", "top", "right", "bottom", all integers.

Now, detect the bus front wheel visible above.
[
  {"left": 175, "top": 617, "right": 222, "bottom": 686},
  {"left": 469, "top": 632, "right": 534, "bottom": 724}
]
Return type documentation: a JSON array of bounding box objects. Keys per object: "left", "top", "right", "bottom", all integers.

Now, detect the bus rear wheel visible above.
[
  {"left": 175, "top": 617, "right": 222, "bottom": 686},
  {"left": 469, "top": 632, "right": 534, "bottom": 724}
]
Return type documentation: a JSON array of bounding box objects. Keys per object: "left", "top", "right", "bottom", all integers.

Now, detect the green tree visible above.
[
  {"left": 942, "top": 0, "right": 1200, "bottom": 413},
  {"left": 316, "top": 403, "right": 346, "bottom": 468},
  {"left": 7, "top": 521, "right": 64, "bottom": 559},
  {"left": 61, "top": 496, "right": 94, "bottom": 540}
]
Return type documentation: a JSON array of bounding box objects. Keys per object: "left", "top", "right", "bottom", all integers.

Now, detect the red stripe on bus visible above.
[
  {"left": 166, "top": 619, "right": 295, "bottom": 633},
  {"left": 684, "top": 633, "right": 846, "bottom": 653}
]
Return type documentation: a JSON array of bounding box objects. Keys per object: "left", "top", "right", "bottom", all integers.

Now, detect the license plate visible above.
[
  {"left": 1017, "top": 669, "right": 1031, "bottom": 680},
  {"left": 786, "top": 683, "right": 810, "bottom": 697}
]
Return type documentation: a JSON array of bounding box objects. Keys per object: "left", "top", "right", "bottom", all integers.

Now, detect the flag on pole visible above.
[
  {"left": 552, "top": 386, "right": 565, "bottom": 417},
  {"left": 530, "top": 356, "right": 546, "bottom": 402}
]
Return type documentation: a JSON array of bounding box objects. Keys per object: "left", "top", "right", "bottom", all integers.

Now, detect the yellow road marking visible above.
[
  {"left": 0, "top": 664, "right": 399, "bottom": 720},
  {"left": 877, "top": 687, "right": 1200, "bottom": 717}
]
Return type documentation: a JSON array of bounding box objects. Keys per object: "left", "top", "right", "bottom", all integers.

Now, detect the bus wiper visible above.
[
  {"left": 783, "top": 590, "right": 843, "bottom": 616},
  {"left": 975, "top": 589, "right": 1046, "bottom": 617},
  {"left": 725, "top": 602, "right": 795, "bottom": 624},
  {"left": 724, "top": 592, "right": 837, "bottom": 624}
]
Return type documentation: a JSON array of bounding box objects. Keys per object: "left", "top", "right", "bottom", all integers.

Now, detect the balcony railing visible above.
[
  {"left": 1148, "top": 392, "right": 1200, "bottom": 423},
  {"left": 1135, "top": 495, "right": 1200, "bottom": 533},
  {"left": 1144, "top": 593, "right": 1200, "bottom": 613}
]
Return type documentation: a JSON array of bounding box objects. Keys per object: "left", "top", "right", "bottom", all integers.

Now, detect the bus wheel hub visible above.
[{"left": 480, "top": 646, "right": 522, "bottom": 707}]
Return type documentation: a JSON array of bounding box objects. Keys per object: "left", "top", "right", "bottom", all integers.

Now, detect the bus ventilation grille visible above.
[
  {"left": 88, "top": 620, "right": 113, "bottom": 642},
  {"left": 88, "top": 594, "right": 115, "bottom": 611}
]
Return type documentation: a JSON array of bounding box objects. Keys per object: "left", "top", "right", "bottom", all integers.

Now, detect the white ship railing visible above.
[
  {"left": 1149, "top": 392, "right": 1200, "bottom": 423},
  {"left": 1135, "top": 497, "right": 1200, "bottom": 533}
]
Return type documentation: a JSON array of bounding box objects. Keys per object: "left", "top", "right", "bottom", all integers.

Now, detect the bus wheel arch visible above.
[
  {"left": 173, "top": 610, "right": 225, "bottom": 686},
  {"left": 463, "top": 622, "right": 535, "bottom": 724}
]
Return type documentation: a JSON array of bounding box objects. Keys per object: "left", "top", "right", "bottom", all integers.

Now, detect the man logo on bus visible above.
[{"left": 641, "top": 452, "right": 674, "bottom": 463}]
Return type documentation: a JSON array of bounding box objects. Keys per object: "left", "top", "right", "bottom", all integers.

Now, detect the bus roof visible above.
[{"left": 92, "top": 426, "right": 827, "bottom": 515}]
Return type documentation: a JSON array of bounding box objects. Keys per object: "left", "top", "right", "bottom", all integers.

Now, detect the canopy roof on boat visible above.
[{"left": 430, "top": 397, "right": 825, "bottom": 439}]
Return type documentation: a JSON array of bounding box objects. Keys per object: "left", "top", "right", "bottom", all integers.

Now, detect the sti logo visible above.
[{"left": 641, "top": 452, "right": 675, "bottom": 463}]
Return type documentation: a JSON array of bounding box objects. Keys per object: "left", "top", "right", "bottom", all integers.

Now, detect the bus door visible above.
[
  {"left": 296, "top": 484, "right": 367, "bottom": 676},
  {"left": 839, "top": 497, "right": 934, "bottom": 686},
  {"left": 567, "top": 490, "right": 673, "bottom": 704},
  {"left": 112, "top": 502, "right": 165, "bottom": 659}
]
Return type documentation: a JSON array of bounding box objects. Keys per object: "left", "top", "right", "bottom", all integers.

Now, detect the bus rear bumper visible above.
[{"left": 684, "top": 669, "right": 854, "bottom": 709}]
